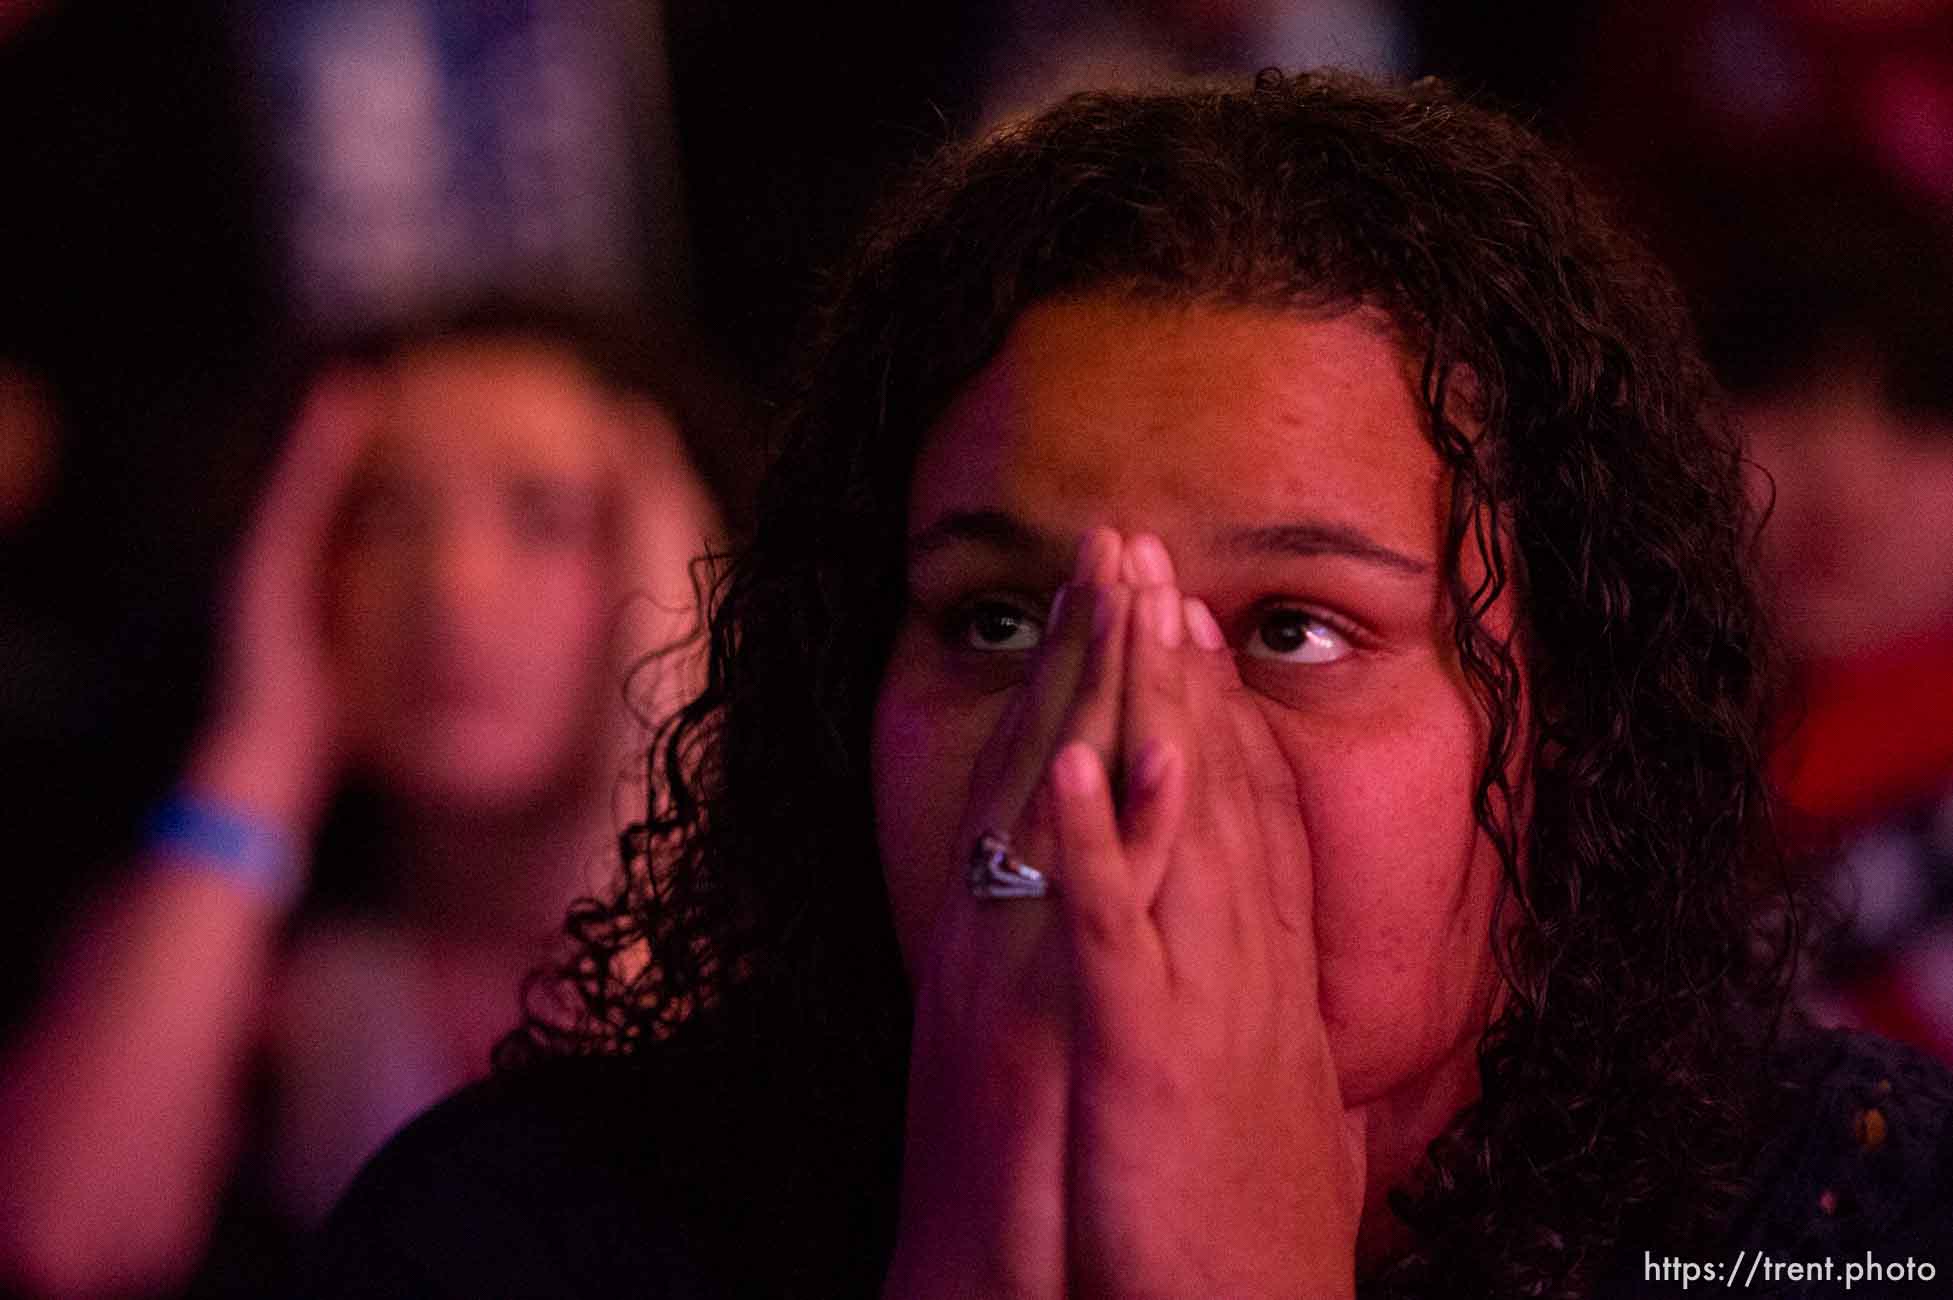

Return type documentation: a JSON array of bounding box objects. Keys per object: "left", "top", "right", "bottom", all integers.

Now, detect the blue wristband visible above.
[{"left": 143, "top": 793, "right": 305, "bottom": 910}]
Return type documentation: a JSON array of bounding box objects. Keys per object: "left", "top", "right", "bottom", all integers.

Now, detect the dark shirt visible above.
[
  {"left": 308, "top": 1039, "right": 901, "bottom": 1299},
  {"left": 1599, "top": 1029, "right": 1953, "bottom": 1297},
  {"left": 311, "top": 1030, "right": 1953, "bottom": 1298}
]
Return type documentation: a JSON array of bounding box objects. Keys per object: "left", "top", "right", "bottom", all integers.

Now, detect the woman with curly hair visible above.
[{"left": 313, "top": 72, "right": 1952, "bottom": 1298}]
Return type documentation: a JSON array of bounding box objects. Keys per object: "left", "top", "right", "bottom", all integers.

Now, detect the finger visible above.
[
  {"left": 1074, "top": 524, "right": 1123, "bottom": 587},
  {"left": 1007, "top": 581, "right": 1131, "bottom": 887},
  {"left": 1120, "top": 737, "right": 1186, "bottom": 900},
  {"left": 1051, "top": 743, "right": 1129, "bottom": 931},
  {"left": 919, "top": 528, "right": 1127, "bottom": 1055},
  {"left": 1119, "top": 531, "right": 1176, "bottom": 587},
  {"left": 964, "top": 528, "right": 1123, "bottom": 840},
  {"left": 259, "top": 372, "right": 384, "bottom": 548},
  {"left": 901, "top": 849, "right": 1073, "bottom": 1300},
  {"left": 1052, "top": 741, "right": 1164, "bottom": 1013},
  {"left": 1151, "top": 596, "right": 1267, "bottom": 974},
  {"left": 1118, "top": 582, "right": 1194, "bottom": 902},
  {"left": 970, "top": 576, "right": 1080, "bottom": 790},
  {"left": 227, "top": 374, "right": 384, "bottom": 653},
  {"left": 946, "top": 534, "right": 1127, "bottom": 986},
  {"left": 1054, "top": 581, "right": 1133, "bottom": 777}
]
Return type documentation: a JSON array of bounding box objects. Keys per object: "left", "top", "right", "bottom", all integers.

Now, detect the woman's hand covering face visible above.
[
  {"left": 884, "top": 528, "right": 1126, "bottom": 1297},
  {"left": 873, "top": 297, "right": 1513, "bottom": 1292},
  {"left": 886, "top": 527, "right": 1365, "bottom": 1297}
]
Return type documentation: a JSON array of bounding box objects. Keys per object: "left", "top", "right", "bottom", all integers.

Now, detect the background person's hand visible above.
[
  {"left": 0, "top": 375, "right": 384, "bottom": 1297},
  {"left": 1053, "top": 534, "right": 1367, "bottom": 1298},
  {"left": 188, "top": 374, "right": 381, "bottom": 835},
  {"left": 885, "top": 528, "right": 1130, "bottom": 1299}
]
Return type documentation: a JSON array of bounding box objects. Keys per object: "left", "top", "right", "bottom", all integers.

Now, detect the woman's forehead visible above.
[
  {"left": 909, "top": 296, "right": 1445, "bottom": 565},
  {"left": 374, "top": 338, "right": 610, "bottom": 480}
]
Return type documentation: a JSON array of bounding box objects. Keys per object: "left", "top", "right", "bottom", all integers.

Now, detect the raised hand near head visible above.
[{"left": 190, "top": 374, "right": 382, "bottom": 834}]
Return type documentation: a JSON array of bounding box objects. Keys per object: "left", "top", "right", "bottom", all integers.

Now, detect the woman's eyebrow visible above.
[
  {"left": 907, "top": 511, "right": 1430, "bottom": 574},
  {"left": 1216, "top": 522, "right": 1431, "bottom": 574},
  {"left": 907, "top": 508, "right": 1062, "bottom": 564}
]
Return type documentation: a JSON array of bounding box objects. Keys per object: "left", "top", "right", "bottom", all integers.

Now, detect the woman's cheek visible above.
[
  {"left": 1267, "top": 703, "right": 1499, "bottom": 1101},
  {"left": 873, "top": 691, "right": 966, "bottom": 975},
  {"left": 872, "top": 637, "right": 1028, "bottom": 978}
]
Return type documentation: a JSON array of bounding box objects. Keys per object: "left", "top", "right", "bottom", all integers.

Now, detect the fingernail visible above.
[
  {"left": 1146, "top": 585, "right": 1182, "bottom": 648},
  {"left": 1131, "top": 534, "right": 1173, "bottom": 585},
  {"left": 1183, "top": 596, "right": 1225, "bottom": 651}
]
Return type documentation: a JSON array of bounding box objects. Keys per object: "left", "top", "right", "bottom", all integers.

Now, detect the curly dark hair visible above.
[{"left": 502, "top": 70, "right": 1794, "bottom": 1298}]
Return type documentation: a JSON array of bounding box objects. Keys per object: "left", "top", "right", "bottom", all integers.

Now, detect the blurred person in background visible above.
[
  {"left": 0, "top": 301, "right": 724, "bottom": 1298},
  {"left": 1411, "top": 0, "right": 1953, "bottom": 1071},
  {"left": 1693, "top": 160, "right": 1953, "bottom": 1062}
]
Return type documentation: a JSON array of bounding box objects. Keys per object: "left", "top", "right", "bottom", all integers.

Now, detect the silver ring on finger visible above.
[{"left": 966, "top": 829, "right": 1051, "bottom": 901}]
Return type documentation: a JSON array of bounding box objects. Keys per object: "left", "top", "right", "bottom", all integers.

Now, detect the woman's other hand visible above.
[
  {"left": 1053, "top": 534, "right": 1366, "bottom": 1298},
  {"left": 884, "top": 528, "right": 1130, "bottom": 1300},
  {"left": 190, "top": 374, "right": 380, "bottom": 833}
]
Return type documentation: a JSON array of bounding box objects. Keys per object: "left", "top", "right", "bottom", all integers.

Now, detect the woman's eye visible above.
[
  {"left": 957, "top": 600, "right": 1043, "bottom": 653},
  {"left": 1245, "top": 609, "right": 1353, "bottom": 664}
]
